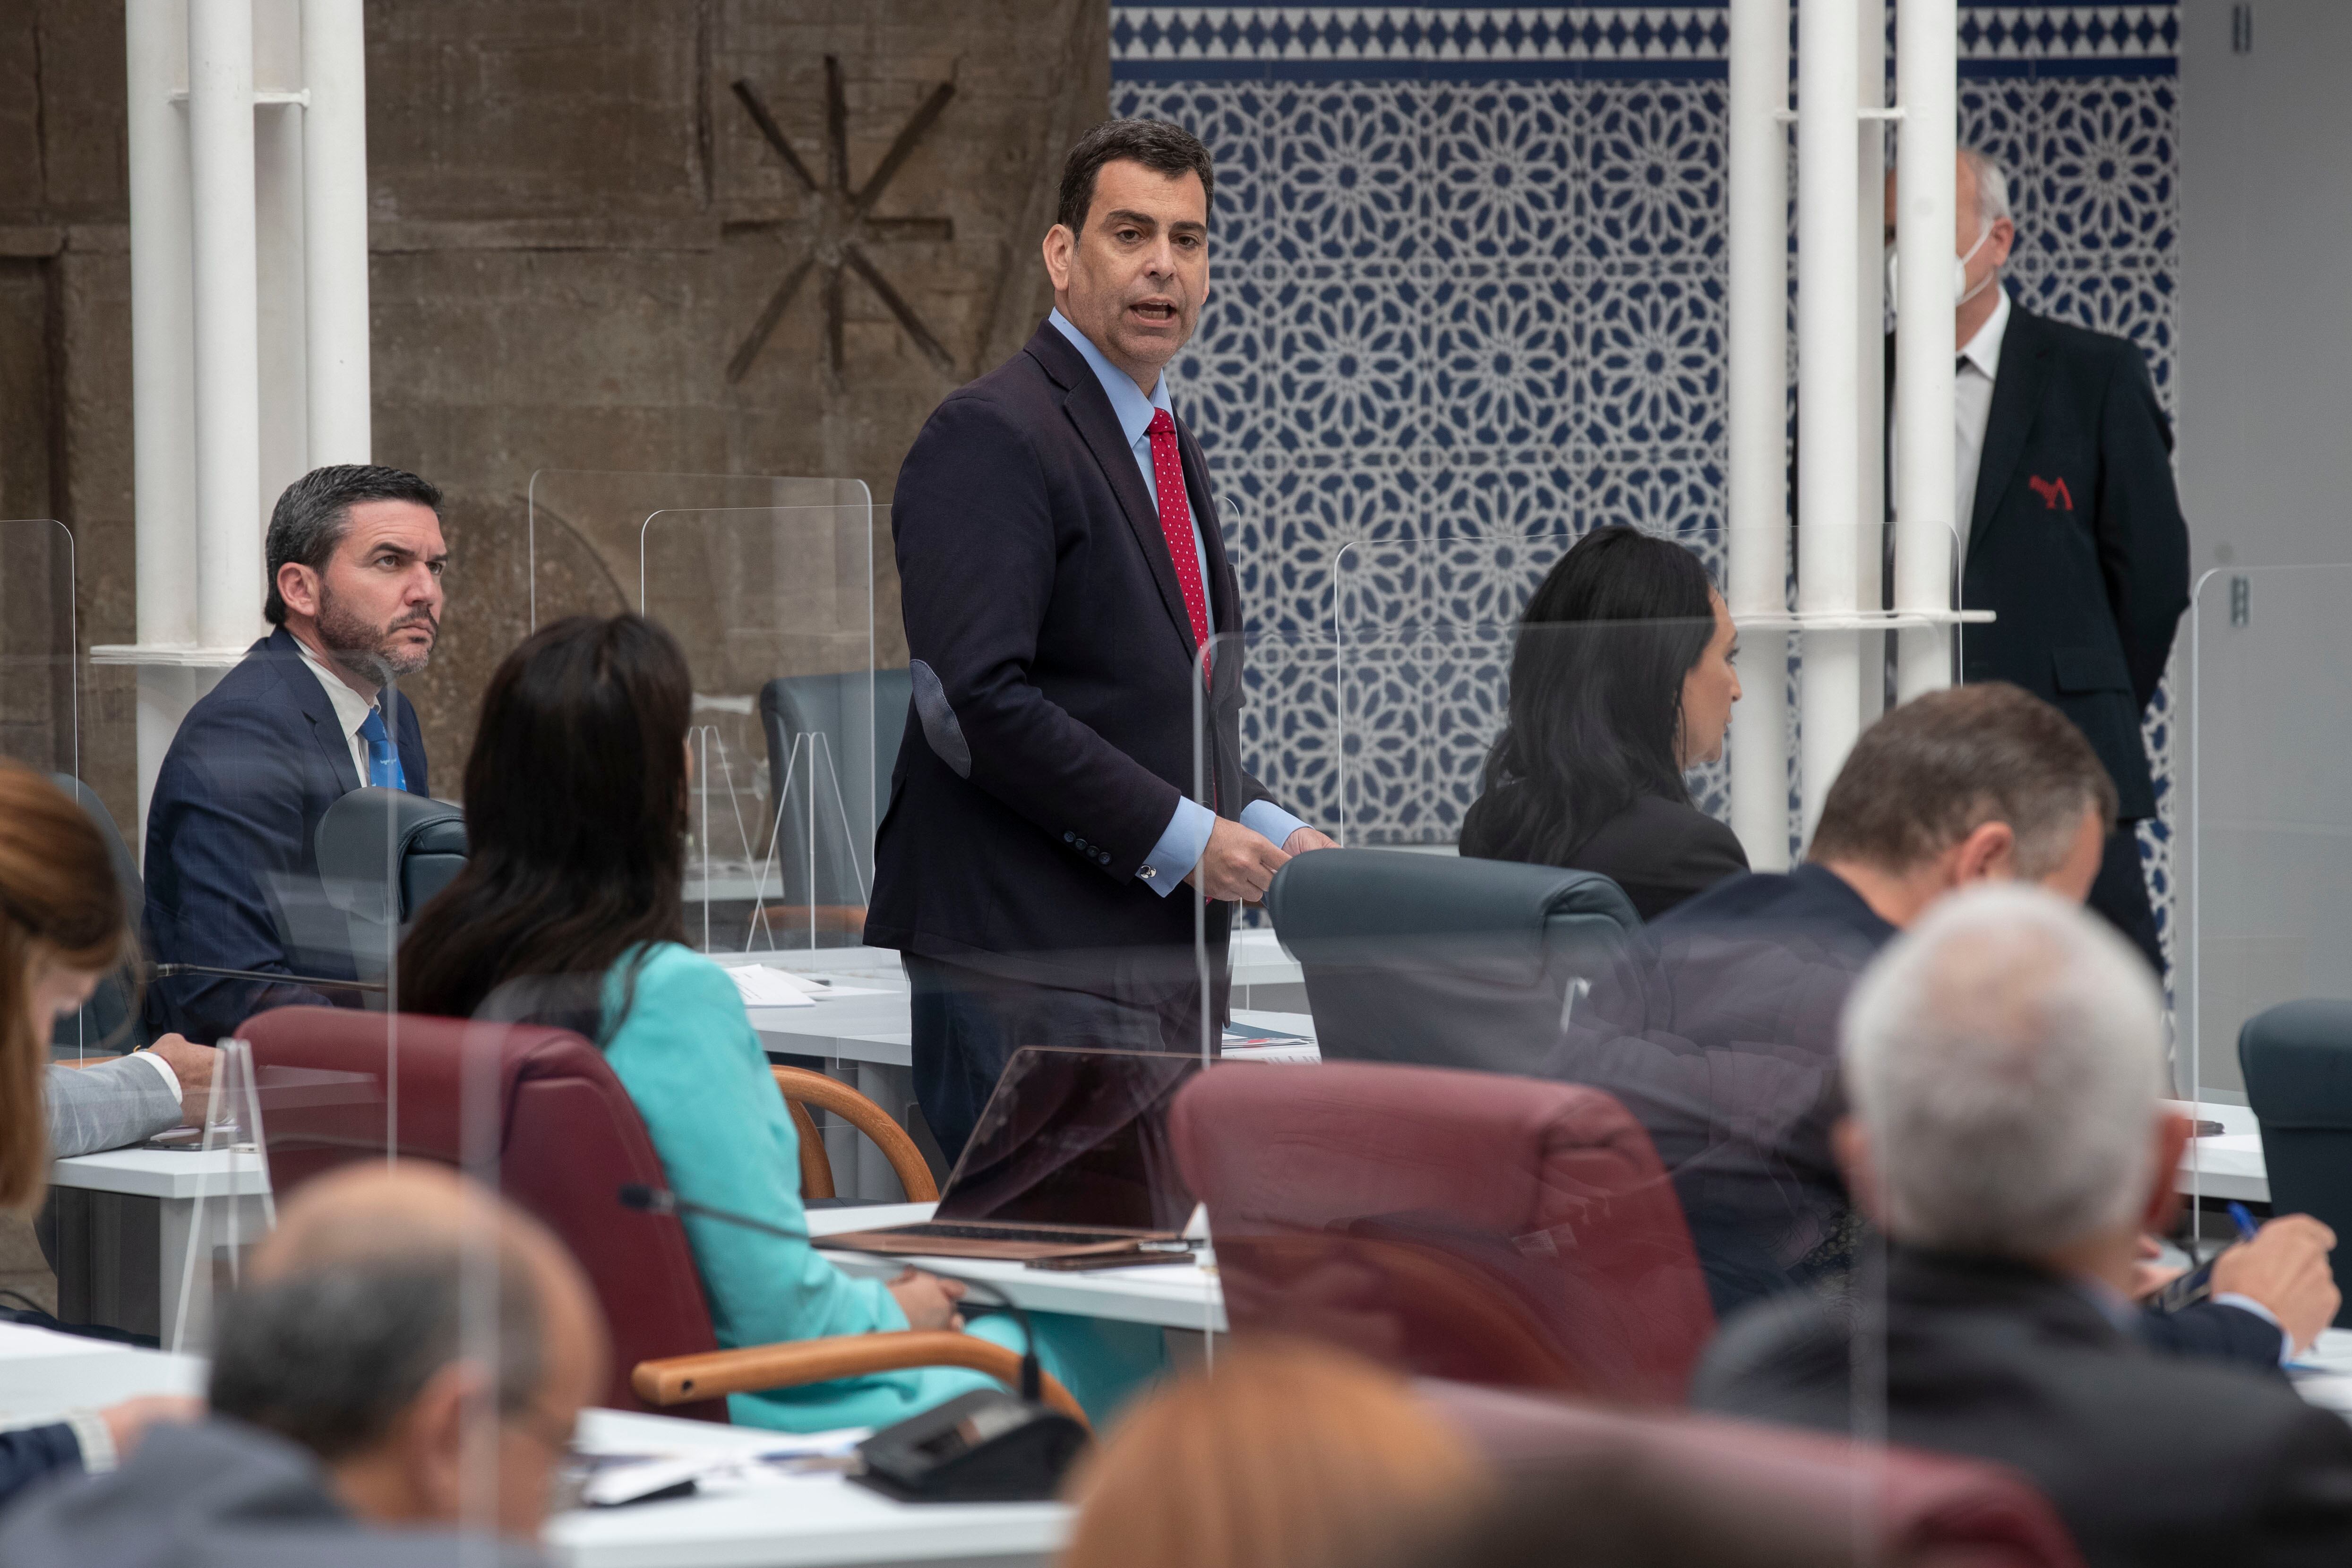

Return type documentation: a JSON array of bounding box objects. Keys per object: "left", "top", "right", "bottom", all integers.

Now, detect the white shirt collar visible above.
[
  {"left": 1048, "top": 308, "right": 1174, "bottom": 448},
  {"left": 1958, "top": 283, "right": 2012, "bottom": 382},
  {"left": 293, "top": 633, "right": 381, "bottom": 743}
]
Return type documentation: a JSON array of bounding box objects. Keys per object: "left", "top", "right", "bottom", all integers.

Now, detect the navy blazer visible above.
[
  {"left": 143, "top": 627, "right": 429, "bottom": 1044},
  {"left": 1942, "top": 303, "right": 2190, "bottom": 821},
  {"left": 867, "top": 321, "right": 1275, "bottom": 995}
]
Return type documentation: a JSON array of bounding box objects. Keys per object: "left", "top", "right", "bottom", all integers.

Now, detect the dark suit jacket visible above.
[
  {"left": 1458, "top": 788, "right": 1748, "bottom": 923},
  {"left": 143, "top": 627, "right": 429, "bottom": 1044},
  {"left": 1554, "top": 865, "right": 2283, "bottom": 1362},
  {"left": 1696, "top": 1248, "right": 2352, "bottom": 1568},
  {"left": 867, "top": 321, "right": 1275, "bottom": 996},
  {"left": 1918, "top": 300, "right": 2190, "bottom": 820}
]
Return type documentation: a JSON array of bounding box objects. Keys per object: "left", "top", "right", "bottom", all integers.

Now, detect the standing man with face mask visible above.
[
  {"left": 144, "top": 465, "right": 447, "bottom": 1044},
  {"left": 868, "top": 120, "right": 1335, "bottom": 1162},
  {"left": 1884, "top": 149, "right": 2190, "bottom": 973}
]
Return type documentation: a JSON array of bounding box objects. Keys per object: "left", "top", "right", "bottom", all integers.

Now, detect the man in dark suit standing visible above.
[
  {"left": 868, "top": 120, "right": 1333, "bottom": 1160},
  {"left": 1887, "top": 150, "right": 2190, "bottom": 972},
  {"left": 144, "top": 465, "right": 443, "bottom": 1044},
  {"left": 1695, "top": 887, "right": 2352, "bottom": 1568}
]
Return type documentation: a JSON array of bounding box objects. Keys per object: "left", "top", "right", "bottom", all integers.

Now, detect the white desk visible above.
[
  {"left": 805, "top": 1203, "right": 1226, "bottom": 1334},
  {"left": 2173, "top": 1100, "right": 2269, "bottom": 1205},
  {"left": 0, "top": 1322, "right": 206, "bottom": 1419},
  {"left": 549, "top": 1408, "right": 1064, "bottom": 1568},
  {"left": 46, "top": 1147, "right": 274, "bottom": 1347}
]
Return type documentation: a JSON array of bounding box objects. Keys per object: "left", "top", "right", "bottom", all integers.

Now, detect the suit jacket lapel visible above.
[
  {"left": 269, "top": 628, "right": 363, "bottom": 796},
  {"left": 1024, "top": 324, "right": 1202, "bottom": 666},
  {"left": 1969, "top": 302, "right": 2054, "bottom": 563}
]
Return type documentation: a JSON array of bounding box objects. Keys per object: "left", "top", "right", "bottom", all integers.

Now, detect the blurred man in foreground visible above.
[
  {"left": 1696, "top": 888, "right": 2352, "bottom": 1567},
  {"left": 0, "top": 1164, "right": 606, "bottom": 1565}
]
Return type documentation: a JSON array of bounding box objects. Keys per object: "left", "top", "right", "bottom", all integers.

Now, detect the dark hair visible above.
[
  {"left": 1056, "top": 119, "right": 1215, "bottom": 238},
  {"left": 209, "top": 1251, "right": 542, "bottom": 1461},
  {"left": 1809, "top": 682, "right": 2119, "bottom": 877},
  {"left": 397, "top": 615, "right": 690, "bottom": 1030},
  {"left": 1467, "top": 528, "right": 1718, "bottom": 866},
  {"left": 264, "top": 463, "right": 444, "bottom": 625}
]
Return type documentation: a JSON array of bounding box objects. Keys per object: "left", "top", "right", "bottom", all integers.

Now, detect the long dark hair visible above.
[
  {"left": 1470, "top": 528, "right": 1717, "bottom": 864},
  {"left": 398, "top": 615, "right": 691, "bottom": 1032}
]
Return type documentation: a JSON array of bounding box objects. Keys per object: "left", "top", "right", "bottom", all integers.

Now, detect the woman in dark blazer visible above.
[{"left": 1460, "top": 527, "right": 1746, "bottom": 921}]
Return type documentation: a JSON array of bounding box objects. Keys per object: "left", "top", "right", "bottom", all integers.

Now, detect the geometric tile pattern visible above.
[{"left": 1115, "top": 0, "right": 2178, "bottom": 954}]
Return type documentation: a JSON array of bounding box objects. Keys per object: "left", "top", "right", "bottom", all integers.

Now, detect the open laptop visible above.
[{"left": 815, "top": 1046, "right": 1203, "bottom": 1260}]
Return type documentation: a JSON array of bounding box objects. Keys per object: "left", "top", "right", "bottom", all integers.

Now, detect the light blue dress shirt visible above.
[{"left": 1046, "top": 310, "right": 1310, "bottom": 892}]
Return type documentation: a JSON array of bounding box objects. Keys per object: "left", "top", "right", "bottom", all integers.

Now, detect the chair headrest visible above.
[
  {"left": 1265, "top": 848, "right": 1639, "bottom": 958},
  {"left": 315, "top": 788, "right": 467, "bottom": 917},
  {"left": 2241, "top": 999, "right": 2352, "bottom": 1131}
]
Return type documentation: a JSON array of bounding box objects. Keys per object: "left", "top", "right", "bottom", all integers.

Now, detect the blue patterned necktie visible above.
[{"left": 358, "top": 706, "right": 407, "bottom": 791}]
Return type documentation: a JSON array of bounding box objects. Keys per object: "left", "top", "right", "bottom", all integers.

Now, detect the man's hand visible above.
[
  {"left": 1185, "top": 817, "right": 1289, "bottom": 902},
  {"left": 888, "top": 1268, "right": 968, "bottom": 1332},
  {"left": 2213, "top": 1214, "right": 2340, "bottom": 1354},
  {"left": 1283, "top": 826, "right": 1339, "bottom": 856},
  {"left": 98, "top": 1395, "right": 202, "bottom": 1460},
  {"left": 146, "top": 1035, "right": 219, "bottom": 1126}
]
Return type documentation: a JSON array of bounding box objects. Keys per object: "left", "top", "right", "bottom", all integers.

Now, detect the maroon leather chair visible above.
[
  {"left": 1423, "top": 1379, "right": 2086, "bottom": 1568},
  {"left": 1171, "top": 1060, "right": 1715, "bottom": 1404},
  {"left": 239, "top": 1006, "right": 729, "bottom": 1419},
  {"left": 237, "top": 1007, "right": 1090, "bottom": 1427}
]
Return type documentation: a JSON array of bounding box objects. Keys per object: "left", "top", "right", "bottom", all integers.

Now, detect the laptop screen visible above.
[{"left": 934, "top": 1047, "right": 1202, "bottom": 1232}]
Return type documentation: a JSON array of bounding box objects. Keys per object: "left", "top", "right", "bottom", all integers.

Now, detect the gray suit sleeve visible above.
[{"left": 44, "top": 1058, "right": 183, "bottom": 1159}]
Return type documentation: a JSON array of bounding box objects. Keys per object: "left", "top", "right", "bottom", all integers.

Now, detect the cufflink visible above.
[{"left": 1140, "top": 865, "right": 1156, "bottom": 880}]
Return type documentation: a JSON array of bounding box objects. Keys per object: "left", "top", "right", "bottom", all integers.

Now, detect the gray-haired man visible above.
[
  {"left": 143, "top": 465, "right": 446, "bottom": 1044},
  {"left": 1696, "top": 888, "right": 2352, "bottom": 1566}
]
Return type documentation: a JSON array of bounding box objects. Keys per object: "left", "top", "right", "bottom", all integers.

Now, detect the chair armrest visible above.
[
  {"left": 772, "top": 1066, "right": 940, "bottom": 1202},
  {"left": 632, "top": 1329, "right": 1089, "bottom": 1431}
]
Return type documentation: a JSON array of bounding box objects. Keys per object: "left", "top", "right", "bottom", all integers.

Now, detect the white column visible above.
[
  {"left": 1894, "top": 0, "right": 1959, "bottom": 700},
  {"left": 1797, "top": 0, "right": 1863, "bottom": 846},
  {"left": 1726, "top": 0, "right": 1792, "bottom": 871},
  {"left": 300, "top": 0, "right": 372, "bottom": 464},
  {"left": 1854, "top": 0, "right": 1888, "bottom": 725},
  {"left": 188, "top": 0, "right": 266, "bottom": 650},
  {"left": 126, "top": 0, "right": 197, "bottom": 653}
]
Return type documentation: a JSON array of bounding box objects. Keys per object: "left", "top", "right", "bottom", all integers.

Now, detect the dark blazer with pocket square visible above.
[
  {"left": 1950, "top": 301, "right": 2190, "bottom": 821},
  {"left": 866, "top": 320, "right": 1275, "bottom": 996},
  {"left": 143, "top": 626, "right": 429, "bottom": 1044}
]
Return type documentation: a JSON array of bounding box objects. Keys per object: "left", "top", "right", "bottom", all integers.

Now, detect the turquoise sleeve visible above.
[{"left": 599, "top": 947, "right": 908, "bottom": 1352}]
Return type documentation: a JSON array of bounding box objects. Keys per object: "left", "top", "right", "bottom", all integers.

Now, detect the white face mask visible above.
[{"left": 1886, "top": 218, "right": 1997, "bottom": 313}]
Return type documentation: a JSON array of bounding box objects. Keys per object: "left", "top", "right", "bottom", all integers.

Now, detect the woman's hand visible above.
[{"left": 887, "top": 1268, "right": 968, "bottom": 1332}]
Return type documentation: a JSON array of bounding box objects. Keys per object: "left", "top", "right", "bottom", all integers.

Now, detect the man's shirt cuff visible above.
[
  {"left": 1137, "top": 797, "right": 1216, "bottom": 899},
  {"left": 1240, "top": 799, "right": 1312, "bottom": 850},
  {"left": 130, "top": 1049, "right": 181, "bottom": 1104},
  {"left": 2212, "top": 1292, "right": 2296, "bottom": 1363}
]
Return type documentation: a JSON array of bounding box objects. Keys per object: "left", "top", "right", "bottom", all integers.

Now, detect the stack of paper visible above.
[{"left": 725, "top": 966, "right": 826, "bottom": 1009}]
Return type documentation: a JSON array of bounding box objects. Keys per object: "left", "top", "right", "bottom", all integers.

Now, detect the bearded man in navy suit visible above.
[
  {"left": 867, "top": 120, "right": 1334, "bottom": 1160},
  {"left": 144, "top": 465, "right": 444, "bottom": 1044}
]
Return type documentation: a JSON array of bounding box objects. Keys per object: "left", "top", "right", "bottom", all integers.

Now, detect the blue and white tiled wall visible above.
[{"left": 1117, "top": 1, "right": 2180, "bottom": 958}]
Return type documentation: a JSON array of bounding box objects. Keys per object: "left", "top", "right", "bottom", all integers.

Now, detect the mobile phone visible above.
[
  {"left": 2147, "top": 1257, "right": 2218, "bottom": 1314},
  {"left": 1024, "top": 1250, "right": 1195, "bottom": 1272}
]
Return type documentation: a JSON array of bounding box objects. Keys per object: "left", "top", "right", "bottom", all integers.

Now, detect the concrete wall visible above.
[{"left": 0, "top": 0, "right": 1109, "bottom": 827}]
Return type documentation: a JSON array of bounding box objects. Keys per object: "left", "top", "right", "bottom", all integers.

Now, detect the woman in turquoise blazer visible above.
[{"left": 400, "top": 614, "right": 1159, "bottom": 1430}]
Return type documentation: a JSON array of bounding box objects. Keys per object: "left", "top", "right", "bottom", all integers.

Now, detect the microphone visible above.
[
  {"left": 616, "top": 1182, "right": 1042, "bottom": 1402},
  {"left": 146, "top": 961, "right": 387, "bottom": 995}
]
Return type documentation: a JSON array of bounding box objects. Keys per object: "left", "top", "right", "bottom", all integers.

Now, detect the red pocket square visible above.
[{"left": 2027, "top": 474, "right": 2075, "bottom": 511}]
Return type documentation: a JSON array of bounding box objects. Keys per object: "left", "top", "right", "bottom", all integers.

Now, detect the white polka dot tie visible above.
[{"left": 1146, "top": 407, "right": 1212, "bottom": 685}]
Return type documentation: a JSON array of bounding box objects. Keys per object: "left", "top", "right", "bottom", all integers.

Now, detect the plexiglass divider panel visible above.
[{"left": 0, "top": 518, "right": 77, "bottom": 783}]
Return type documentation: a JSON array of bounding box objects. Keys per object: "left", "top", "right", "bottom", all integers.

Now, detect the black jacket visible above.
[
  {"left": 1942, "top": 301, "right": 2190, "bottom": 820},
  {"left": 1695, "top": 1248, "right": 2352, "bottom": 1568},
  {"left": 142, "top": 627, "right": 430, "bottom": 1043},
  {"left": 1459, "top": 789, "right": 1748, "bottom": 923},
  {"left": 867, "top": 322, "right": 1274, "bottom": 994}
]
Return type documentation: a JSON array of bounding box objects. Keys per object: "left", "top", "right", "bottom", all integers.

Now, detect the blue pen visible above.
[{"left": 2227, "top": 1201, "right": 2260, "bottom": 1242}]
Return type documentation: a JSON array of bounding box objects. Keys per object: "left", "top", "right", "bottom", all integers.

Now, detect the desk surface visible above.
[
  {"left": 548, "top": 1408, "right": 1064, "bottom": 1568},
  {"left": 50, "top": 1145, "right": 274, "bottom": 1200},
  {"left": 0, "top": 1323, "right": 208, "bottom": 1419},
  {"left": 2174, "top": 1099, "right": 2267, "bottom": 1205},
  {"left": 807, "top": 1203, "right": 1225, "bottom": 1333}
]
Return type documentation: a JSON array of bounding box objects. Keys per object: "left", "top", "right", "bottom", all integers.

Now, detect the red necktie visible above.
[{"left": 1147, "top": 408, "right": 1211, "bottom": 684}]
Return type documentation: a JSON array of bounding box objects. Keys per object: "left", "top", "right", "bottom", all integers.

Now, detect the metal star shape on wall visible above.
[{"left": 726, "top": 58, "right": 957, "bottom": 385}]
